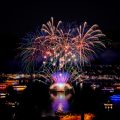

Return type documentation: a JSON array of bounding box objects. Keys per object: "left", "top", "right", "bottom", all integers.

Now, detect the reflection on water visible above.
[
  {"left": 60, "top": 113, "right": 95, "bottom": 120},
  {"left": 110, "top": 95, "right": 120, "bottom": 102},
  {"left": 1, "top": 77, "right": 120, "bottom": 120},
  {"left": 109, "top": 94, "right": 120, "bottom": 110},
  {"left": 50, "top": 92, "right": 72, "bottom": 113},
  {"left": 13, "top": 85, "right": 27, "bottom": 92}
]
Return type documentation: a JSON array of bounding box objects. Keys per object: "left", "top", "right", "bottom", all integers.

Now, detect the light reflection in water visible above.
[
  {"left": 50, "top": 92, "right": 72, "bottom": 113},
  {"left": 60, "top": 113, "right": 95, "bottom": 120},
  {"left": 110, "top": 95, "right": 120, "bottom": 102}
]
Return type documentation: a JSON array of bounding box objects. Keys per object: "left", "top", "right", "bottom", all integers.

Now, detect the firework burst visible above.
[
  {"left": 71, "top": 22, "right": 106, "bottom": 65},
  {"left": 20, "top": 17, "right": 106, "bottom": 73}
]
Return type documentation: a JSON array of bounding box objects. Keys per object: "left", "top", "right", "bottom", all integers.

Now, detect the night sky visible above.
[{"left": 0, "top": 0, "right": 120, "bottom": 73}]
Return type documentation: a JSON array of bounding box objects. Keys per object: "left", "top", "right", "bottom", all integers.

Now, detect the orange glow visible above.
[
  {"left": 60, "top": 115, "right": 81, "bottom": 120},
  {"left": 13, "top": 85, "right": 27, "bottom": 91},
  {"left": 60, "top": 113, "right": 95, "bottom": 120},
  {"left": 84, "top": 113, "right": 95, "bottom": 120},
  {"left": 116, "top": 87, "right": 120, "bottom": 90},
  {"left": 0, "top": 80, "right": 19, "bottom": 91},
  {"left": 5, "top": 80, "right": 19, "bottom": 86}
]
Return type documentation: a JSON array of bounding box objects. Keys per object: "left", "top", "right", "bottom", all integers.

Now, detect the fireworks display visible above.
[
  {"left": 20, "top": 17, "right": 106, "bottom": 72},
  {"left": 20, "top": 17, "right": 106, "bottom": 86}
]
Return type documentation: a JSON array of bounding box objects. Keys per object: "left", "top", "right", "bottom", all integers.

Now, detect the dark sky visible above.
[{"left": 0, "top": 0, "right": 120, "bottom": 73}]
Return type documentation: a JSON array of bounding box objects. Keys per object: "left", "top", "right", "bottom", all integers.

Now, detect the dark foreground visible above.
[{"left": 0, "top": 80, "right": 120, "bottom": 120}]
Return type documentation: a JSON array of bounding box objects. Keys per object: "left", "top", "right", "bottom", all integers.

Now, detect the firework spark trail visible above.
[{"left": 71, "top": 22, "right": 106, "bottom": 65}]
